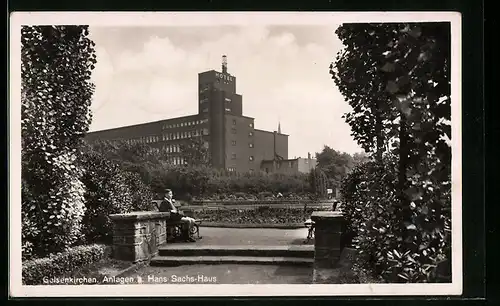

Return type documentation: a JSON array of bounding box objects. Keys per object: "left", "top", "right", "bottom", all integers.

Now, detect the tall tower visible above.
[
  {"left": 278, "top": 122, "right": 281, "bottom": 134},
  {"left": 197, "top": 55, "right": 242, "bottom": 170}
]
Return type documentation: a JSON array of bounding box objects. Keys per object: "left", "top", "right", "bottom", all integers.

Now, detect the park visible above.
[{"left": 20, "top": 22, "right": 452, "bottom": 287}]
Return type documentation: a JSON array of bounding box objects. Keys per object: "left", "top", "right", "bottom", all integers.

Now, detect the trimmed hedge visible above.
[
  {"left": 192, "top": 199, "right": 319, "bottom": 206},
  {"left": 193, "top": 207, "right": 331, "bottom": 224},
  {"left": 22, "top": 244, "right": 111, "bottom": 285}
]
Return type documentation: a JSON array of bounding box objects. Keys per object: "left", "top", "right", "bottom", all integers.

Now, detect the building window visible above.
[
  {"left": 232, "top": 119, "right": 237, "bottom": 125},
  {"left": 249, "top": 156, "right": 254, "bottom": 161},
  {"left": 225, "top": 108, "right": 231, "bottom": 112},
  {"left": 203, "top": 128, "right": 209, "bottom": 135},
  {"left": 249, "top": 123, "right": 253, "bottom": 128},
  {"left": 249, "top": 169, "right": 254, "bottom": 174},
  {"left": 225, "top": 97, "right": 232, "bottom": 102},
  {"left": 202, "top": 108, "right": 208, "bottom": 113},
  {"left": 231, "top": 128, "right": 237, "bottom": 134},
  {"left": 249, "top": 143, "right": 254, "bottom": 148},
  {"left": 231, "top": 153, "right": 236, "bottom": 160},
  {"left": 249, "top": 132, "right": 253, "bottom": 137},
  {"left": 289, "top": 161, "right": 293, "bottom": 168},
  {"left": 231, "top": 140, "right": 236, "bottom": 146}
]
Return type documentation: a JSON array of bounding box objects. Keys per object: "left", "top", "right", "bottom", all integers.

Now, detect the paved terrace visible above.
[{"left": 170, "top": 227, "right": 314, "bottom": 247}]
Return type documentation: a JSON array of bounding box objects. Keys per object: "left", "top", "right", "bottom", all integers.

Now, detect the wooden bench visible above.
[{"left": 166, "top": 214, "right": 203, "bottom": 242}]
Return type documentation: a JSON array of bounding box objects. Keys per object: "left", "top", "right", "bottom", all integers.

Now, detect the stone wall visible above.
[
  {"left": 110, "top": 211, "right": 170, "bottom": 263},
  {"left": 311, "top": 211, "right": 345, "bottom": 269}
]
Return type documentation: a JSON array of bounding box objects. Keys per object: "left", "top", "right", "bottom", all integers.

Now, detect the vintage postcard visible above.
[{"left": 10, "top": 11, "right": 462, "bottom": 297}]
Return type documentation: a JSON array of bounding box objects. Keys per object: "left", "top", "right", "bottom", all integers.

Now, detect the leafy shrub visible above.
[
  {"left": 341, "top": 155, "right": 451, "bottom": 283},
  {"left": 309, "top": 168, "right": 328, "bottom": 198},
  {"left": 21, "top": 154, "right": 87, "bottom": 258},
  {"left": 21, "top": 26, "right": 96, "bottom": 258},
  {"left": 122, "top": 171, "right": 155, "bottom": 211},
  {"left": 80, "top": 150, "right": 134, "bottom": 243},
  {"left": 22, "top": 244, "right": 110, "bottom": 285}
]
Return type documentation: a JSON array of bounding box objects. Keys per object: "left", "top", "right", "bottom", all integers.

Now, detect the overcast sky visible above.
[{"left": 87, "top": 25, "right": 363, "bottom": 158}]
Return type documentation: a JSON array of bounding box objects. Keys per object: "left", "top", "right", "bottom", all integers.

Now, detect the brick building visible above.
[
  {"left": 85, "top": 56, "right": 288, "bottom": 173},
  {"left": 260, "top": 152, "right": 316, "bottom": 175}
]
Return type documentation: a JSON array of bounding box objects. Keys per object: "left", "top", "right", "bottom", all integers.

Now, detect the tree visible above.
[
  {"left": 86, "top": 139, "right": 171, "bottom": 185},
  {"left": 352, "top": 152, "right": 371, "bottom": 165},
  {"left": 315, "top": 145, "right": 355, "bottom": 190},
  {"left": 21, "top": 26, "right": 97, "bottom": 257},
  {"left": 332, "top": 23, "right": 451, "bottom": 282},
  {"left": 330, "top": 24, "right": 401, "bottom": 161},
  {"left": 79, "top": 150, "right": 134, "bottom": 243},
  {"left": 179, "top": 136, "right": 211, "bottom": 167},
  {"left": 309, "top": 168, "right": 328, "bottom": 199}
]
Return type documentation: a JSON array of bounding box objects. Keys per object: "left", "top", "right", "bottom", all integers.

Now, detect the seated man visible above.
[{"left": 157, "top": 189, "right": 196, "bottom": 242}]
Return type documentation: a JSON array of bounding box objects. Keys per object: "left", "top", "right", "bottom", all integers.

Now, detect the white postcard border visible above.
[{"left": 9, "top": 11, "right": 463, "bottom": 297}]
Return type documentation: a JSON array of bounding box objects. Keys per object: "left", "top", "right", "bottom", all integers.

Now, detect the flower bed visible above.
[
  {"left": 192, "top": 207, "right": 331, "bottom": 225},
  {"left": 192, "top": 192, "right": 316, "bottom": 202}
]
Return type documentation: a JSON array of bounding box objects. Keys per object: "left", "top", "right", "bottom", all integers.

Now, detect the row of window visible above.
[
  {"left": 170, "top": 156, "right": 186, "bottom": 166},
  {"left": 162, "top": 119, "right": 208, "bottom": 130},
  {"left": 162, "top": 128, "right": 209, "bottom": 141},
  {"left": 226, "top": 168, "right": 255, "bottom": 173},
  {"left": 230, "top": 153, "right": 254, "bottom": 161},
  {"left": 162, "top": 144, "right": 181, "bottom": 153},
  {"left": 231, "top": 120, "right": 254, "bottom": 128},
  {"left": 230, "top": 140, "right": 254, "bottom": 148},
  {"left": 230, "top": 128, "right": 254, "bottom": 137},
  {"left": 125, "top": 136, "right": 158, "bottom": 145},
  {"left": 124, "top": 129, "right": 209, "bottom": 146}
]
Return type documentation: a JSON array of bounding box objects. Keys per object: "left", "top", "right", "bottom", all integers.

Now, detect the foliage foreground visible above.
[{"left": 332, "top": 23, "right": 452, "bottom": 283}]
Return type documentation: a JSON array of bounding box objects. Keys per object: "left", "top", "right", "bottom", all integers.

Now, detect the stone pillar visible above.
[
  {"left": 311, "top": 211, "right": 344, "bottom": 269},
  {"left": 110, "top": 211, "right": 170, "bottom": 263}
]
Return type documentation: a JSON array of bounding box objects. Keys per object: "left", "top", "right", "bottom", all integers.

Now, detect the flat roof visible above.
[
  {"left": 261, "top": 157, "right": 316, "bottom": 162},
  {"left": 254, "top": 129, "right": 289, "bottom": 136},
  {"left": 87, "top": 113, "right": 201, "bottom": 134}
]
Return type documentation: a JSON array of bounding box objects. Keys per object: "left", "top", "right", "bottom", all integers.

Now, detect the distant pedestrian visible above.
[{"left": 332, "top": 200, "right": 339, "bottom": 211}]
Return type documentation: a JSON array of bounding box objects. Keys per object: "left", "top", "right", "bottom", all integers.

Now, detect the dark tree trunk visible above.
[
  {"left": 375, "top": 104, "right": 384, "bottom": 162},
  {"left": 398, "top": 112, "right": 410, "bottom": 226}
]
